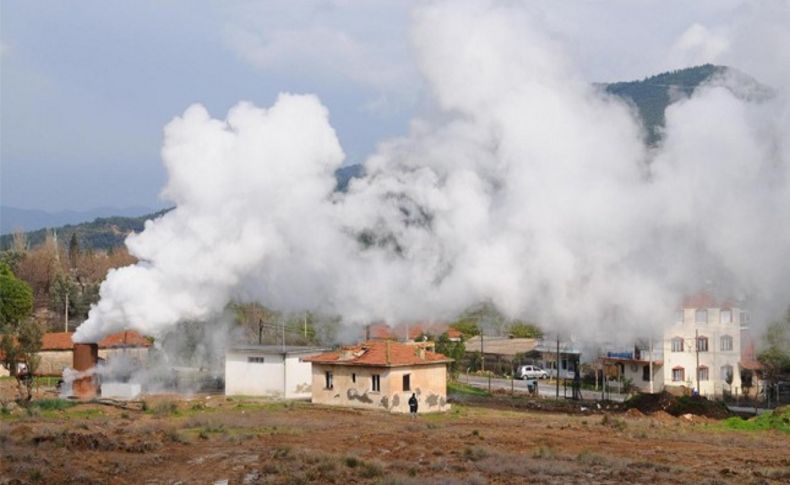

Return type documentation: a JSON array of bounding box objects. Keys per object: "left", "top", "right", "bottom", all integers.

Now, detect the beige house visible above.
[
  {"left": 304, "top": 340, "right": 452, "bottom": 413},
  {"left": 36, "top": 331, "right": 151, "bottom": 376},
  {"left": 663, "top": 292, "right": 746, "bottom": 397}
]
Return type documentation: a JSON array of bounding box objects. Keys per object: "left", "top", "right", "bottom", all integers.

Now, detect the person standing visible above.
[{"left": 408, "top": 392, "right": 418, "bottom": 418}]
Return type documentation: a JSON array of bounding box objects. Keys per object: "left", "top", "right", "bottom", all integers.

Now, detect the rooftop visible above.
[
  {"left": 304, "top": 340, "right": 452, "bottom": 368},
  {"left": 41, "top": 331, "right": 151, "bottom": 351},
  {"left": 228, "top": 345, "right": 327, "bottom": 355}
]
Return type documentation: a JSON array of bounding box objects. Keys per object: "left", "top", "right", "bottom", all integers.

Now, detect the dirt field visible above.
[{"left": 1, "top": 392, "right": 789, "bottom": 484}]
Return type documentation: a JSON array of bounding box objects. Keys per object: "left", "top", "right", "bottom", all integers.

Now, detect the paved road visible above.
[{"left": 462, "top": 374, "right": 627, "bottom": 402}]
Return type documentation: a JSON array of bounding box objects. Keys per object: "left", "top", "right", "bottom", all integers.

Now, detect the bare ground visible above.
[{"left": 1, "top": 393, "right": 789, "bottom": 484}]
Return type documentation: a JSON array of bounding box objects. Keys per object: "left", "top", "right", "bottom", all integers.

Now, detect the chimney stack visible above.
[{"left": 72, "top": 343, "right": 99, "bottom": 399}]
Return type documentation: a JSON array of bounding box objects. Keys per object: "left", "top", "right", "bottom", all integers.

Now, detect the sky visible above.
[{"left": 0, "top": 0, "right": 783, "bottom": 212}]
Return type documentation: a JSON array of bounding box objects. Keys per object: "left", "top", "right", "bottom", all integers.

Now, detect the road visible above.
[{"left": 462, "top": 374, "right": 628, "bottom": 402}]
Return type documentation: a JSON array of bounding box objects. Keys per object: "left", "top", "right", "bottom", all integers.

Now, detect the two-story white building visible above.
[{"left": 663, "top": 292, "right": 746, "bottom": 397}]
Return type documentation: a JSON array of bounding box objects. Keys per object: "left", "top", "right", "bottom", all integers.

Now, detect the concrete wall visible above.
[
  {"left": 310, "top": 363, "right": 450, "bottom": 413},
  {"left": 225, "top": 352, "right": 314, "bottom": 399},
  {"left": 37, "top": 350, "right": 73, "bottom": 376},
  {"left": 663, "top": 307, "right": 743, "bottom": 396},
  {"left": 35, "top": 348, "right": 149, "bottom": 377}
]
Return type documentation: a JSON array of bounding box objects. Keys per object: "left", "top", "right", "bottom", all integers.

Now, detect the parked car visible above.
[{"left": 517, "top": 365, "right": 549, "bottom": 380}]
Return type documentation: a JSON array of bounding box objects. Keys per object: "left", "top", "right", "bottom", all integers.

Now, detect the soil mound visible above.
[{"left": 624, "top": 391, "right": 730, "bottom": 419}]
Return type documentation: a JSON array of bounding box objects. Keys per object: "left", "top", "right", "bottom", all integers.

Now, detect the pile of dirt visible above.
[{"left": 624, "top": 391, "right": 731, "bottom": 419}]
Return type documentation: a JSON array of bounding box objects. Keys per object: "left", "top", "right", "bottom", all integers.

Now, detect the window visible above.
[
  {"left": 403, "top": 374, "right": 411, "bottom": 391},
  {"left": 695, "top": 309, "right": 708, "bottom": 324},
  {"left": 720, "top": 365, "right": 734, "bottom": 382},
  {"left": 696, "top": 336, "right": 709, "bottom": 352},
  {"left": 720, "top": 335, "right": 733, "bottom": 351},
  {"left": 697, "top": 366, "right": 709, "bottom": 382},
  {"left": 740, "top": 311, "right": 750, "bottom": 325},
  {"left": 671, "top": 337, "right": 684, "bottom": 352},
  {"left": 372, "top": 374, "right": 381, "bottom": 392},
  {"left": 642, "top": 365, "right": 650, "bottom": 382},
  {"left": 672, "top": 367, "right": 685, "bottom": 382},
  {"left": 325, "top": 371, "right": 333, "bottom": 390},
  {"left": 247, "top": 356, "right": 265, "bottom": 363},
  {"left": 351, "top": 373, "right": 356, "bottom": 383},
  {"left": 720, "top": 310, "right": 732, "bottom": 324}
]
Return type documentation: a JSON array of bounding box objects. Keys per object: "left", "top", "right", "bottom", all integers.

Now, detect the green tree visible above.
[
  {"left": 757, "top": 309, "right": 790, "bottom": 389},
  {"left": 0, "top": 261, "right": 34, "bottom": 328},
  {"left": 450, "top": 320, "right": 480, "bottom": 338},
  {"left": 508, "top": 321, "right": 543, "bottom": 339},
  {"left": 434, "top": 333, "right": 466, "bottom": 379},
  {"left": 68, "top": 233, "right": 80, "bottom": 269},
  {"left": 1, "top": 319, "right": 43, "bottom": 401}
]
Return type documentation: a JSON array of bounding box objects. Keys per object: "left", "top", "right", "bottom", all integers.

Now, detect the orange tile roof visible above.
[
  {"left": 40, "top": 331, "right": 151, "bottom": 351},
  {"left": 682, "top": 291, "right": 718, "bottom": 309},
  {"left": 304, "top": 340, "right": 452, "bottom": 368}
]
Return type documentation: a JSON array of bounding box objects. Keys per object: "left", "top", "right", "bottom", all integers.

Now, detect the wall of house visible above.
[
  {"left": 612, "top": 362, "right": 664, "bottom": 393},
  {"left": 225, "top": 351, "right": 285, "bottom": 397},
  {"left": 663, "top": 307, "right": 743, "bottom": 396},
  {"left": 284, "top": 355, "right": 313, "bottom": 399},
  {"left": 310, "top": 363, "right": 450, "bottom": 413},
  {"left": 225, "top": 352, "right": 316, "bottom": 398},
  {"left": 37, "top": 350, "right": 73, "bottom": 376}
]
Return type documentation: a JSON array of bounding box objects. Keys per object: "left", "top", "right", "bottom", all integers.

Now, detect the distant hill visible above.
[
  {"left": 1, "top": 166, "right": 367, "bottom": 251},
  {"left": 604, "top": 64, "right": 772, "bottom": 144},
  {"left": 0, "top": 209, "right": 173, "bottom": 251},
  {"left": 0, "top": 205, "right": 158, "bottom": 234}
]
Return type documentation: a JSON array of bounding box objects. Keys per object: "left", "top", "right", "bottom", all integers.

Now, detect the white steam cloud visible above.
[{"left": 75, "top": 1, "right": 790, "bottom": 343}]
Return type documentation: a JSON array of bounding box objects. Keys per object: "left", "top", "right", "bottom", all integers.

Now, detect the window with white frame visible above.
[
  {"left": 720, "top": 309, "right": 732, "bottom": 324},
  {"left": 696, "top": 336, "right": 709, "bottom": 352},
  {"left": 672, "top": 367, "right": 685, "bottom": 382},
  {"left": 671, "top": 337, "right": 684, "bottom": 352},
  {"left": 695, "top": 309, "right": 708, "bottom": 324},
  {"left": 720, "top": 335, "right": 733, "bottom": 351},
  {"left": 697, "top": 366, "right": 709, "bottom": 381},
  {"left": 247, "top": 356, "right": 265, "bottom": 363}
]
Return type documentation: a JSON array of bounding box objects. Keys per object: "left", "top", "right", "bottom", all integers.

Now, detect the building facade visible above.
[
  {"left": 224, "top": 345, "right": 325, "bottom": 399},
  {"left": 662, "top": 293, "right": 745, "bottom": 397},
  {"left": 305, "top": 340, "right": 452, "bottom": 413}
]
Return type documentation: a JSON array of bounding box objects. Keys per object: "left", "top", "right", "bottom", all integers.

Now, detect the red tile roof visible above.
[
  {"left": 365, "top": 322, "right": 461, "bottom": 341},
  {"left": 682, "top": 291, "right": 718, "bottom": 309},
  {"left": 40, "top": 331, "right": 151, "bottom": 351},
  {"left": 304, "top": 340, "right": 452, "bottom": 368}
]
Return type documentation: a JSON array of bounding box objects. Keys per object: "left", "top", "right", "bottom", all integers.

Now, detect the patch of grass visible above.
[
  {"left": 720, "top": 407, "right": 790, "bottom": 434},
  {"left": 600, "top": 414, "right": 627, "bottom": 431},
  {"left": 532, "top": 446, "right": 555, "bottom": 459},
  {"left": 358, "top": 461, "right": 384, "bottom": 479},
  {"left": 30, "top": 399, "right": 76, "bottom": 411},
  {"left": 463, "top": 446, "right": 489, "bottom": 462},
  {"left": 448, "top": 381, "right": 491, "bottom": 397}
]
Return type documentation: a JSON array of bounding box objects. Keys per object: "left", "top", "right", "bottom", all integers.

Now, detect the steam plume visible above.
[{"left": 75, "top": 1, "right": 790, "bottom": 343}]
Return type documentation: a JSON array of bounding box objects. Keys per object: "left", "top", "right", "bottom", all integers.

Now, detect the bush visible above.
[{"left": 30, "top": 399, "right": 76, "bottom": 411}]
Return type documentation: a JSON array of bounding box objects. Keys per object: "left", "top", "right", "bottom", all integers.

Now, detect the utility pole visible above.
[
  {"left": 695, "top": 328, "right": 700, "bottom": 394},
  {"left": 556, "top": 333, "right": 560, "bottom": 399},
  {"left": 282, "top": 318, "right": 286, "bottom": 352},
  {"left": 649, "top": 337, "right": 654, "bottom": 394},
  {"left": 64, "top": 291, "right": 69, "bottom": 332},
  {"left": 480, "top": 330, "right": 485, "bottom": 372}
]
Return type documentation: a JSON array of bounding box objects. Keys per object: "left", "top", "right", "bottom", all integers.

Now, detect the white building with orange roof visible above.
[
  {"left": 304, "top": 340, "right": 452, "bottom": 413},
  {"left": 663, "top": 292, "right": 747, "bottom": 397}
]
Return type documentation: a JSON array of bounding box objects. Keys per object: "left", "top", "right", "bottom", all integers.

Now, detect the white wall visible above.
[
  {"left": 225, "top": 351, "right": 285, "bottom": 397},
  {"left": 225, "top": 351, "right": 316, "bottom": 398},
  {"left": 663, "top": 307, "right": 743, "bottom": 396}
]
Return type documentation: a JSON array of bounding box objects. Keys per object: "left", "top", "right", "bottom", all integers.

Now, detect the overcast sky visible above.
[{"left": 1, "top": 0, "right": 782, "bottom": 211}]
